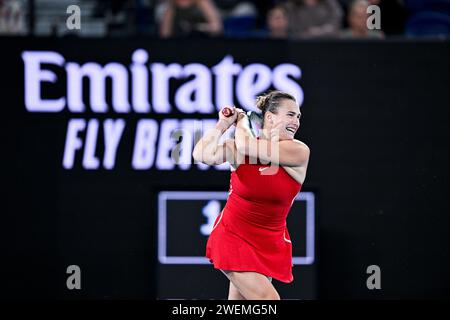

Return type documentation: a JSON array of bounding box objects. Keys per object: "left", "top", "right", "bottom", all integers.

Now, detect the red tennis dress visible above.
[{"left": 205, "top": 156, "right": 302, "bottom": 283}]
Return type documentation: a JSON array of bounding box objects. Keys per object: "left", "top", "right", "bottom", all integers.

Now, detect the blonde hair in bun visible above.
[{"left": 256, "top": 94, "right": 270, "bottom": 112}]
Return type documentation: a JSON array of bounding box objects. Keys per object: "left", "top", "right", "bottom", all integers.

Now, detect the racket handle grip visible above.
[{"left": 221, "top": 107, "right": 234, "bottom": 117}]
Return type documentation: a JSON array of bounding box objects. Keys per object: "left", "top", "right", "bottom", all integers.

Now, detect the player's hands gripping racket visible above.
[
  {"left": 220, "top": 106, "right": 262, "bottom": 137},
  {"left": 218, "top": 106, "right": 239, "bottom": 130},
  {"left": 221, "top": 107, "right": 234, "bottom": 118}
]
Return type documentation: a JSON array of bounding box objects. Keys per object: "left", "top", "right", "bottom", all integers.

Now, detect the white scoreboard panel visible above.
[{"left": 158, "top": 191, "right": 315, "bottom": 265}]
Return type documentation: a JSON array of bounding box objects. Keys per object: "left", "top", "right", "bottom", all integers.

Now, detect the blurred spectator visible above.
[
  {"left": 283, "top": 0, "right": 344, "bottom": 39},
  {"left": 215, "top": 0, "right": 258, "bottom": 38},
  {"left": 266, "top": 4, "right": 289, "bottom": 39},
  {"left": 215, "top": 0, "right": 257, "bottom": 18},
  {"left": 339, "top": 0, "right": 407, "bottom": 35},
  {"left": 104, "top": 0, "right": 136, "bottom": 36},
  {"left": 341, "top": 0, "right": 384, "bottom": 38},
  {"left": 158, "top": 0, "right": 223, "bottom": 38},
  {"left": 0, "top": 0, "right": 27, "bottom": 35},
  {"left": 253, "top": 0, "right": 278, "bottom": 30}
]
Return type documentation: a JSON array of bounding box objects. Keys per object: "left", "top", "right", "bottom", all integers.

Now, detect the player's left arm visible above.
[{"left": 234, "top": 113, "right": 310, "bottom": 167}]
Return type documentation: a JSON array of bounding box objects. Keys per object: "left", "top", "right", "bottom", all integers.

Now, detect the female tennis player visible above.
[{"left": 192, "top": 90, "right": 310, "bottom": 300}]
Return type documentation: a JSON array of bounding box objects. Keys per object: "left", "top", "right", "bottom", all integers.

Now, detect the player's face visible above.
[{"left": 267, "top": 99, "right": 301, "bottom": 140}]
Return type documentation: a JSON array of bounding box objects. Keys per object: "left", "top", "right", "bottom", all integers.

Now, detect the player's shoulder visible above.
[{"left": 292, "top": 139, "right": 309, "bottom": 149}]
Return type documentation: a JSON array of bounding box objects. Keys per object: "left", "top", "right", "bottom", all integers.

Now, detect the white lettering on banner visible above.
[
  {"left": 212, "top": 55, "right": 242, "bottom": 110},
  {"left": 150, "top": 63, "right": 183, "bottom": 113},
  {"left": 22, "top": 49, "right": 303, "bottom": 113},
  {"left": 83, "top": 119, "right": 100, "bottom": 169},
  {"left": 63, "top": 118, "right": 125, "bottom": 170},
  {"left": 156, "top": 119, "right": 179, "bottom": 170},
  {"left": 63, "top": 119, "right": 85, "bottom": 169},
  {"left": 131, "top": 49, "right": 151, "bottom": 113},
  {"left": 175, "top": 64, "right": 214, "bottom": 114},
  {"left": 22, "top": 51, "right": 66, "bottom": 112},
  {"left": 66, "top": 62, "right": 130, "bottom": 113},
  {"left": 237, "top": 64, "right": 272, "bottom": 111},
  {"left": 132, "top": 119, "right": 158, "bottom": 169},
  {"left": 63, "top": 118, "right": 228, "bottom": 170},
  {"left": 22, "top": 49, "right": 304, "bottom": 170},
  {"left": 273, "top": 64, "right": 304, "bottom": 106},
  {"left": 103, "top": 119, "right": 126, "bottom": 169}
]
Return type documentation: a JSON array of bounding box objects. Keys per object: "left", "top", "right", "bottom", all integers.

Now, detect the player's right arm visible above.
[{"left": 192, "top": 107, "right": 237, "bottom": 166}]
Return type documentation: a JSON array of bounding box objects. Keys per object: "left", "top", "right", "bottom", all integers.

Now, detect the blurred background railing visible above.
[{"left": 1, "top": 0, "right": 449, "bottom": 39}]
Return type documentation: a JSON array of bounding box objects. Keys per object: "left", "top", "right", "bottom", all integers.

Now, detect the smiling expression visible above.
[{"left": 264, "top": 99, "right": 301, "bottom": 140}]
